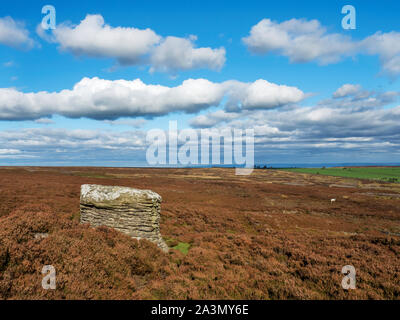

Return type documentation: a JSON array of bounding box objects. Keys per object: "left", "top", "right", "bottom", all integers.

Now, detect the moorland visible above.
[{"left": 0, "top": 166, "right": 399, "bottom": 299}]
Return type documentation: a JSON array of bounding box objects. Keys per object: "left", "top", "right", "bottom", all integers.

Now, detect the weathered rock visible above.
[{"left": 80, "top": 184, "right": 168, "bottom": 252}]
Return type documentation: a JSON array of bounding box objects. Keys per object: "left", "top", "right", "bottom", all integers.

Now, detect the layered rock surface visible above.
[{"left": 80, "top": 184, "right": 168, "bottom": 252}]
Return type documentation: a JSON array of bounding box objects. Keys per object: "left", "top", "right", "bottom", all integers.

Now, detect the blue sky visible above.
[{"left": 0, "top": 0, "right": 399, "bottom": 166}]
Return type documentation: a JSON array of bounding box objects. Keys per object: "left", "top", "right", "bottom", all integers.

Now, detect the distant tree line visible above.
[{"left": 254, "top": 165, "right": 269, "bottom": 169}]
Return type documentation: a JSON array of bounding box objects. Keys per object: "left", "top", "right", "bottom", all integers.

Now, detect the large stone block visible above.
[{"left": 80, "top": 184, "right": 168, "bottom": 252}]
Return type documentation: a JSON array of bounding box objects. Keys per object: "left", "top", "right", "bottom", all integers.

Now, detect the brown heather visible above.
[{"left": 0, "top": 167, "right": 399, "bottom": 299}]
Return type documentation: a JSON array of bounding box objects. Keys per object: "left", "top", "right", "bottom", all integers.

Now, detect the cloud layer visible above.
[
  {"left": 0, "top": 77, "right": 305, "bottom": 121},
  {"left": 183, "top": 84, "right": 400, "bottom": 164},
  {"left": 243, "top": 18, "right": 400, "bottom": 76},
  {"left": 1, "top": 89, "right": 399, "bottom": 165}
]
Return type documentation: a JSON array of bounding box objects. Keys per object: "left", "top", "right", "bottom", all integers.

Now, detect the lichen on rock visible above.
[{"left": 80, "top": 184, "right": 168, "bottom": 252}]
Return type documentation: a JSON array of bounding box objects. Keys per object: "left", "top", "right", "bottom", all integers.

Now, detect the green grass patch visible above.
[
  {"left": 72, "top": 172, "right": 114, "bottom": 179},
  {"left": 281, "top": 167, "right": 400, "bottom": 183},
  {"left": 172, "top": 242, "right": 191, "bottom": 255}
]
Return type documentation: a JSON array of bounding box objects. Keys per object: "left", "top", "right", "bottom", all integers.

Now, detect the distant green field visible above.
[{"left": 281, "top": 167, "right": 400, "bottom": 183}]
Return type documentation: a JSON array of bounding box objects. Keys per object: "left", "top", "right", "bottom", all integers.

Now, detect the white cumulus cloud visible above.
[
  {"left": 149, "top": 36, "right": 226, "bottom": 73},
  {"left": 0, "top": 77, "right": 305, "bottom": 121},
  {"left": 43, "top": 14, "right": 226, "bottom": 73},
  {"left": 239, "top": 79, "right": 305, "bottom": 109},
  {"left": 361, "top": 31, "right": 400, "bottom": 77},
  {"left": 0, "top": 16, "right": 34, "bottom": 49},
  {"left": 242, "top": 18, "right": 356, "bottom": 64},
  {"left": 333, "top": 84, "right": 362, "bottom": 98},
  {"left": 52, "top": 14, "right": 160, "bottom": 65},
  {"left": 243, "top": 18, "right": 400, "bottom": 76}
]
